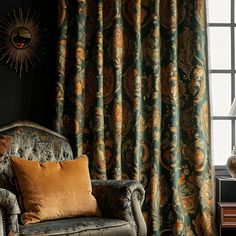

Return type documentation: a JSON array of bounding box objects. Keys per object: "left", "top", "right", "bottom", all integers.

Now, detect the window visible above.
[{"left": 208, "top": 0, "right": 236, "bottom": 166}]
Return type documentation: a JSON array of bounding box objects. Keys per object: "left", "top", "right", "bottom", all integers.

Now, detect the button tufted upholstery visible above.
[
  {"left": 0, "top": 121, "right": 73, "bottom": 192},
  {"left": 0, "top": 121, "right": 147, "bottom": 236}
]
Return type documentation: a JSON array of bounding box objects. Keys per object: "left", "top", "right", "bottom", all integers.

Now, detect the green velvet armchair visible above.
[{"left": 0, "top": 121, "right": 147, "bottom": 236}]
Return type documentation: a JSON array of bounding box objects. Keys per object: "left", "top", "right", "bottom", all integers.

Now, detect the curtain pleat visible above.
[
  {"left": 92, "top": 0, "right": 106, "bottom": 180},
  {"left": 160, "top": 0, "right": 183, "bottom": 233},
  {"left": 110, "top": 0, "right": 123, "bottom": 180}
]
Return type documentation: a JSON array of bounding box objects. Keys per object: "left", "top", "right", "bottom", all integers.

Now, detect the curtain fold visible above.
[{"left": 55, "top": 0, "right": 216, "bottom": 235}]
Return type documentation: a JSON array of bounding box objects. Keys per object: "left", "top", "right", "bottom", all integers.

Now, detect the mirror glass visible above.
[{"left": 11, "top": 27, "right": 32, "bottom": 49}]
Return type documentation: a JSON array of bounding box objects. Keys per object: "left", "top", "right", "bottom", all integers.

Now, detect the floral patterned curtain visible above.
[{"left": 55, "top": 0, "right": 216, "bottom": 235}]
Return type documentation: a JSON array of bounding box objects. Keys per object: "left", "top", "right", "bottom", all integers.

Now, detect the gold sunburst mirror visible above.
[{"left": 0, "top": 8, "right": 45, "bottom": 77}]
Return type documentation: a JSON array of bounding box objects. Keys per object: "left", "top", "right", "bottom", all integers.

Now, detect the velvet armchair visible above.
[{"left": 0, "top": 121, "right": 147, "bottom": 236}]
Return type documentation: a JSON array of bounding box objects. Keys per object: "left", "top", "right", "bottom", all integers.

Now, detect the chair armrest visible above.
[
  {"left": 0, "top": 189, "right": 20, "bottom": 236},
  {"left": 91, "top": 180, "right": 147, "bottom": 236}
]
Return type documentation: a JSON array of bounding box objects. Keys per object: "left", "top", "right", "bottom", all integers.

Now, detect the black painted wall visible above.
[{"left": 0, "top": 0, "right": 58, "bottom": 129}]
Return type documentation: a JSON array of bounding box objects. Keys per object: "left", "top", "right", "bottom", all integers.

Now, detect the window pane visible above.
[
  {"left": 235, "top": 28, "right": 236, "bottom": 68},
  {"left": 208, "top": 0, "right": 230, "bottom": 23},
  {"left": 213, "top": 120, "right": 231, "bottom": 165},
  {"left": 211, "top": 74, "right": 231, "bottom": 116},
  {"left": 235, "top": 2, "right": 236, "bottom": 23},
  {"left": 209, "top": 27, "right": 231, "bottom": 70}
]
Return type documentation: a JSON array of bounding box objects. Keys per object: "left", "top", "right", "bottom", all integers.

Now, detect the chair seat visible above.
[{"left": 19, "top": 217, "right": 133, "bottom": 236}]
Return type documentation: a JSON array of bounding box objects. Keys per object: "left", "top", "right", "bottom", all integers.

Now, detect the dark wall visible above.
[{"left": 0, "top": 0, "right": 58, "bottom": 129}]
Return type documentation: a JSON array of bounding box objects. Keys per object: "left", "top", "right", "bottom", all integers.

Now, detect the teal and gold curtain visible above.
[{"left": 55, "top": 0, "right": 216, "bottom": 235}]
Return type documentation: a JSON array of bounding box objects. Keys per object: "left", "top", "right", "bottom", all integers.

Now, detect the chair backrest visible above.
[{"left": 0, "top": 121, "right": 73, "bottom": 192}]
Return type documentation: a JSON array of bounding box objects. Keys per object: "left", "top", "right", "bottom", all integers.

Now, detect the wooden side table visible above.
[{"left": 217, "top": 202, "right": 236, "bottom": 236}]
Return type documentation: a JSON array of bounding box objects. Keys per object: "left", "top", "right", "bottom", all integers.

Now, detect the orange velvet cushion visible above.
[{"left": 10, "top": 155, "right": 101, "bottom": 224}]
